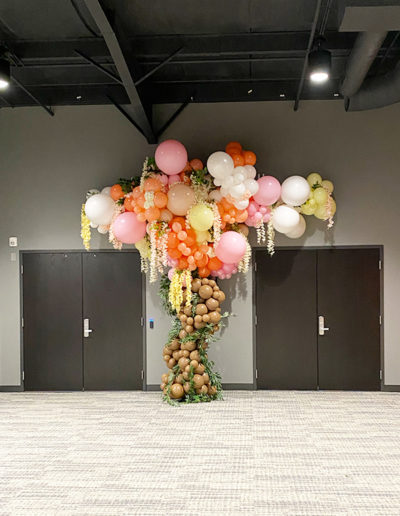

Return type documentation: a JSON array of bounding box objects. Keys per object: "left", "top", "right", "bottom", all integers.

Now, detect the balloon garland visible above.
[{"left": 81, "top": 140, "right": 337, "bottom": 405}]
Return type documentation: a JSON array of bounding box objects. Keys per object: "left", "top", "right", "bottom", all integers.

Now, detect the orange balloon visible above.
[
  {"left": 182, "top": 162, "right": 192, "bottom": 173},
  {"left": 132, "top": 186, "right": 142, "bottom": 199},
  {"left": 169, "top": 248, "right": 182, "bottom": 259},
  {"left": 154, "top": 191, "right": 168, "bottom": 208},
  {"left": 184, "top": 235, "right": 196, "bottom": 247},
  {"left": 145, "top": 206, "right": 160, "bottom": 222},
  {"left": 229, "top": 208, "right": 237, "bottom": 217},
  {"left": 243, "top": 150, "right": 257, "bottom": 165},
  {"left": 143, "top": 178, "right": 162, "bottom": 192},
  {"left": 236, "top": 210, "right": 248, "bottom": 223},
  {"left": 208, "top": 256, "right": 222, "bottom": 271},
  {"left": 178, "top": 257, "right": 189, "bottom": 270},
  {"left": 196, "top": 254, "right": 209, "bottom": 268},
  {"left": 189, "top": 158, "right": 203, "bottom": 171},
  {"left": 137, "top": 194, "right": 145, "bottom": 208},
  {"left": 225, "top": 141, "right": 242, "bottom": 153},
  {"left": 110, "top": 184, "right": 124, "bottom": 201},
  {"left": 168, "top": 232, "right": 178, "bottom": 249},
  {"left": 198, "top": 267, "right": 210, "bottom": 278},
  {"left": 170, "top": 217, "right": 186, "bottom": 229},
  {"left": 231, "top": 153, "right": 245, "bottom": 167},
  {"left": 160, "top": 209, "right": 173, "bottom": 223},
  {"left": 221, "top": 197, "right": 231, "bottom": 210},
  {"left": 137, "top": 211, "right": 147, "bottom": 222},
  {"left": 124, "top": 196, "right": 135, "bottom": 212},
  {"left": 199, "top": 244, "right": 209, "bottom": 254}
]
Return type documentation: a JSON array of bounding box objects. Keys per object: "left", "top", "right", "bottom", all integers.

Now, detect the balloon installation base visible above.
[{"left": 158, "top": 274, "right": 227, "bottom": 405}]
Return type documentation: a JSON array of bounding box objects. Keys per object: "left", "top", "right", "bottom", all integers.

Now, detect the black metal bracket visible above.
[
  {"left": 156, "top": 97, "right": 192, "bottom": 139},
  {"left": 74, "top": 49, "right": 122, "bottom": 84},
  {"left": 12, "top": 77, "right": 54, "bottom": 116},
  {"left": 135, "top": 46, "right": 184, "bottom": 86}
]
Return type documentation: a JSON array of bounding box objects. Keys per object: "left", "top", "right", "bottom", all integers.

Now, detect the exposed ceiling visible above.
[{"left": 0, "top": 0, "right": 399, "bottom": 141}]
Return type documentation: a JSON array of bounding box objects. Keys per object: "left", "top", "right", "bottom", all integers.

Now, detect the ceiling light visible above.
[
  {"left": 334, "top": 93, "right": 339, "bottom": 97},
  {"left": 308, "top": 37, "right": 331, "bottom": 84},
  {"left": 76, "top": 95, "right": 82, "bottom": 100},
  {"left": 0, "top": 58, "right": 10, "bottom": 90},
  {"left": 279, "top": 93, "right": 285, "bottom": 98},
  {"left": 247, "top": 89, "right": 253, "bottom": 94}
]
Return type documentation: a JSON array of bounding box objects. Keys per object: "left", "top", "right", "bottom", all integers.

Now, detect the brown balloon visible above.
[
  {"left": 194, "top": 314, "right": 202, "bottom": 323},
  {"left": 167, "top": 358, "right": 176, "bottom": 369},
  {"left": 206, "top": 298, "right": 219, "bottom": 311},
  {"left": 218, "top": 291, "right": 226, "bottom": 302},
  {"left": 195, "top": 363, "right": 205, "bottom": 375},
  {"left": 203, "top": 373, "right": 210, "bottom": 384},
  {"left": 193, "top": 374, "right": 204, "bottom": 388},
  {"left": 209, "top": 311, "right": 221, "bottom": 324},
  {"left": 183, "top": 371, "right": 190, "bottom": 381},
  {"left": 182, "top": 350, "right": 190, "bottom": 358},
  {"left": 199, "top": 285, "right": 213, "bottom": 299},
  {"left": 178, "top": 357, "right": 189, "bottom": 370},
  {"left": 186, "top": 317, "right": 194, "bottom": 326},
  {"left": 161, "top": 373, "right": 169, "bottom": 384},
  {"left": 170, "top": 339, "right": 180, "bottom": 350},
  {"left": 202, "top": 313, "right": 210, "bottom": 323},
  {"left": 201, "top": 278, "right": 209, "bottom": 285},
  {"left": 185, "top": 325, "right": 194, "bottom": 334},
  {"left": 179, "top": 329, "right": 187, "bottom": 339},
  {"left": 190, "top": 360, "right": 199, "bottom": 370},
  {"left": 160, "top": 382, "right": 166, "bottom": 390},
  {"left": 200, "top": 384, "right": 208, "bottom": 394},
  {"left": 192, "top": 278, "right": 202, "bottom": 292},
  {"left": 208, "top": 279, "right": 216, "bottom": 287},
  {"left": 170, "top": 383, "right": 184, "bottom": 399},
  {"left": 183, "top": 382, "right": 191, "bottom": 394},
  {"left": 194, "top": 321, "right": 206, "bottom": 329},
  {"left": 190, "top": 350, "right": 200, "bottom": 362},
  {"left": 172, "top": 351, "right": 180, "bottom": 360},
  {"left": 212, "top": 291, "right": 220, "bottom": 300},
  {"left": 183, "top": 306, "right": 192, "bottom": 316},
  {"left": 208, "top": 385, "right": 217, "bottom": 396},
  {"left": 184, "top": 341, "right": 196, "bottom": 351},
  {"left": 196, "top": 304, "right": 208, "bottom": 316},
  {"left": 180, "top": 314, "right": 187, "bottom": 323},
  {"left": 176, "top": 374, "right": 184, "bottom": 384}
]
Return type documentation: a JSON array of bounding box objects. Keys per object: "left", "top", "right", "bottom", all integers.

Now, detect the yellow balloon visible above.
[
  {"left": 135, "top": 237, "right": 151, "bottom": 258},
  {"left": 329, "top": 198, "right": 337, "bottom": 216},
  {"left": 321, "top": 180, "right": 334, "bottom": 193},
  {"left": 307, "top": 173, "right": 322, "bottom": 187},
  {"left": 189, "top": 204, "right": 214, "bottom": 231},
  {"left": 313, "top": 187, "right": 328, "bottom": 205},
  {"left": 314, "top": 205, "right": 328, "bottom": 220},
  {"left": 195, "top": 230, "right": 211, "bottom": 243},
  {"left": 301, "top": 201, "right": 316, "bottom": 215}
]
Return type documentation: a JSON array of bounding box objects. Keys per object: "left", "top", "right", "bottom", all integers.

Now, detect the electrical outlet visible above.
[{"left": 9, "top": 236, "right": 18, "bottom": 247}]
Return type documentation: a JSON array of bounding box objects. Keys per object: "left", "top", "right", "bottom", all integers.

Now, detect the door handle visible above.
[
  {"left": 83, "top": 318, "right": 93, "bottom": 338},
  {"left": 318, "top": 315, "right": 329, "bottom": 336}
]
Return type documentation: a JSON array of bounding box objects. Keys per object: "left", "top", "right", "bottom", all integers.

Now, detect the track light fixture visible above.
[
  {"left": 0, "top": 50, "right": 10, "bottom": 90},
  {"left": 309, "top": 36, "right": 331, "bottom": 84}
]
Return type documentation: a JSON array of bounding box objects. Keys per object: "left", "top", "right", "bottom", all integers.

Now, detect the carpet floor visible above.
[{"left": 0, "top": 391, "right": 400, "bottom": 516}]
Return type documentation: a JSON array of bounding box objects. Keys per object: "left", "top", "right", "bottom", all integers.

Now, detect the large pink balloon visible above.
[
  {"left": 215, "top": 231, "right": 247, "bottom": 264},
  {"left": 253, "top": 176, "right": 281, "bottom": 206},
  {"left": 112, "top": 212, "right": 146, "bottom": 244},
  {"left": 155, "top": 139, "right": 188, "bottom": 175}
]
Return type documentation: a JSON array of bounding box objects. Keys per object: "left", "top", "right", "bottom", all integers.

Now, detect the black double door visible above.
[
  {"left": 23, "top": 252, "right": 143, "bottom": 391},
  {"left": 255, "top": 248, "right": 381, "bottom": 391}
]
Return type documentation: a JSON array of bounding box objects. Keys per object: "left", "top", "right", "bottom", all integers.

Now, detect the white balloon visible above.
[
  {"left": 244, "top": 178, "right": 259, "bottom": 196},
  {"left": 85, "top": 193, "right": 115, "bottom": 226},
  {"left": 90, "top": 222, "right": 98, "bottom": 229},
  {"left": 233, "top": 172, "right": 245, "bottom": 185},
  {"left": 285, "top": 215, "right": 306, "bottom": 238},
  {"left": 244, "top": 165, "right": 257, "bottom": 179},
  {"left": 101, "top": 186, "right": 112, "bottom": 196},
  {"left": 272, "top": 205, "right": 300, "bottom": 233},
  {"left": 221, "top": 175, "right": 234, "bottom": 188},
  {"left": 97, "top": 224, "right": 109, "bottom": 234},
  {"left": 207, "top": 151, "right": 234, "bottom": 178},
  {"left": 233, "top": 199, "right": 249, "bottom": 210},
  {"left": 281, "top": 175, "right": 310, "bottom": 206},
  {"left": 220, "top": 186, "right": 230, "bottom": 198},
  {"left": 229, "top": 183, "right": 246, "bottom": 199},
  {"left": 209, "top": 189, "right": 222, "bottom": 202},
  {"left": 213, "top": 178, "right": 222, "bottom": 187}
]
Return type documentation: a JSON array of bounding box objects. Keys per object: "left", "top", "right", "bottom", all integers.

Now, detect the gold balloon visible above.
[
  {"left": 170, "top": 383, "right": 184, "bottom": 399},
  {"left": 199, "top": 285, "right": 213, "bottom": 299},
  {"left": 193, "top": 374, "right": 205, "bottom": 388}
]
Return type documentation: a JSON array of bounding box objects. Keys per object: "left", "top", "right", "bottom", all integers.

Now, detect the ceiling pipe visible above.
[
  {"left": 340, "top": 31, "right": 388, "bottom": 98},
  {"left": 346, "top": 59, "right": 400, "bottom": 111}
]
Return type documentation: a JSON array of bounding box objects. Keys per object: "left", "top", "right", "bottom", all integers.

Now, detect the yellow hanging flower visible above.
[
  {"left": 184, "top": 270, "right": 192, "bottom": 307},
  {"left": 168, "top": 270, "right": 184, "bottom": 313},
  {"left": 80, "top": 204, "right": 91, "bottom": 251}
]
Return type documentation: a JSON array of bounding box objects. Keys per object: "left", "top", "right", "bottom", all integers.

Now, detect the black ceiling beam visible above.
[
  {"left": 11, "top": 77, "right": 54, "bottom": 116},
  {"left": 83, "top": 0, "right": 156, "bottom": 143},
  {"left": 294, "top": 0, "right": 322, "bottom": 112},
  {"left": 74, "top": 49, "right": 122, "bottom": 84},
  {"left": 135, "top": 46, "right": 183, "bottom": 86},
  {"left": 156, "top": 98, "right": 192, "bottom": 139},
  {"left": 106, "top": 95, "right": 146, "bottom": 138}
]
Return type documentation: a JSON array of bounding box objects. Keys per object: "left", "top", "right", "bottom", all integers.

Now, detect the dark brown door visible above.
[
  {"left": 23, "top": 253, "right": 83, "bottom": 390},
  {"left": 82, "top": 252, "right": 143, "bottom": 390},
  {"left": 317, "top": 248, "right": 381, "bottom": 390},
  {"left": 255, "top": 249, "right": 318, "bottom": 389}
]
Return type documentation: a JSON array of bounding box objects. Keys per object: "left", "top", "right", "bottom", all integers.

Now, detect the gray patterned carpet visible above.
[{"left": 1, "top": 391, "right": 400, "bottom": 516}]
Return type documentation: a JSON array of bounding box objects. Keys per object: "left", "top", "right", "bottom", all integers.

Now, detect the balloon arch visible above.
[{"left": 81, "top": 140, "right": 336, "bottom": 405}]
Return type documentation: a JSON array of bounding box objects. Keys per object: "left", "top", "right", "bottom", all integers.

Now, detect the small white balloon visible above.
[
  {"left": 86, "top": 188, "right": 100, "bottom": 200},
  {"left": 244, "top": 178, "right": 259, "bottom": 196},
  {"left": 97, "top": 224, "right": 109, "bottom": 234},
  {"left": 221, "top": 175, "right": 234, "bottom": 188},
  {"left": 244, "top": 165, "right": 257, "bottom": 179},
  {"left": 285, "top": 215, "right": 306, "bottom": 239},
  {"left": 220, "top": 186, "right": 230, "bottom": 198},
  {"left": 281, "top": 175, "right": 311, "bottom": 206},
  {"left": 229, "top": 183, "right": 246, "bottom": 199},
  {"left": 207, "top": 151, "right": 234, "bottom": 178},
  {"left": 234, "top": 199, "right": 250, "bottom": 210},
  {"left": 272, "top": 205, "right": 300, "bottom": 233},
  {"left": 101, "top": 186, "right": 112, "bottom": 196},
  {"left": 213, "top": 178, "right": 222, "bottom": 187},
  {"left": 85, "top": 193, "right": 115, "bottom": 226},
  {"left": 233, "top": 172, "right": 245, "bottom": 185},
  {"left": 90, "top": 222, "right": 98, "bottom": 229},
  {"left": 209, "top": 189, "right": 222, "bottom": 202}
]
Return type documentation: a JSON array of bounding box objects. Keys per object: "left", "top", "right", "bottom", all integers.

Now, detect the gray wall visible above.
[{"left": 1, "top": 101, "right": 399, "bottom": 387}]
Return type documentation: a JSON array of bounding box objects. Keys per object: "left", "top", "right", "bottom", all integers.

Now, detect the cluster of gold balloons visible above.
[
  {"left": 301, "top": 173, "right": 336, "bottom": 220},
  {"left": 160, "top": 277, "right": 225, "bottom": 400}
]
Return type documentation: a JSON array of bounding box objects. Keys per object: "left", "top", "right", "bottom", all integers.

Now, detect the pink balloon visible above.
[
  {"left": 159, "top": 174, "right": 169, "bottom": 186},
  {"left": 215, "top": 231, "right": 247, "bottom": 264},
  {"left": 168, "top": 267, "right": 176, "bottom": 281},
  {"left": 253, "top": 176, "right": 281, "bottom": 206},
  {"left": 248, "top": 200, "right": 258, "bottom": 216},
  {"left": 222, "top": 262, "right": 236, "bottom": 274},
  {"left": 168, "top": 174, "right": 181, "bottom": 185},
  {"left": 155, "top": 139, "right": 188, "bottom": 176},
  {"left": 112, "top": 212, "right": 146, "bottom": 244}
]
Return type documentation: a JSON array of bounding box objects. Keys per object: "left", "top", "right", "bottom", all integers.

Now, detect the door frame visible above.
[
  {"left": 253, "top": 245, "right": 384, "bottom": 391},
  {"left": 20, "top": 249, "right": 147, "bottom": 391}
]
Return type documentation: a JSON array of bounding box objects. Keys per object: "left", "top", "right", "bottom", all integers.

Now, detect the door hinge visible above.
[
  {"left": 379, "top": 260, "right": 382, "bottom": 270},
  {"left": 22, "top": 371, "right": 25, "bottom": 381},
  {"left": 254, "top": 315, "right": 258, "bottom": 326},
  {"left": 141, "top": 370, "right": 144, "bottom": 380},
  {"left": 20, "top": 265, "right": 23, "bottom": 274},
  {"left": 21, "top": 318, "right": 24, "bottom": 328},
  {"left": 254, "top": 261, "right": 257, "bottom": 272},
  {"left": 379, "top": 315, "right": 382, "bottom": 325},
  {"left": 379, "top": 370, "right": 383, "bottom": 380},
  {"left": 255, "top": 369, "right": 258, "bottom": 379}
]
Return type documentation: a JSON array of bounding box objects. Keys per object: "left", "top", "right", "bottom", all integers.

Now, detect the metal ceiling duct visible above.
[{"left": 340, "top": 31, "right": 387, "bottom": 98}]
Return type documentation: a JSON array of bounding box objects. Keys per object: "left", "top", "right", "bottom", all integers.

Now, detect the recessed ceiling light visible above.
[
  {"left": 334, "top": 93, "right": 339, "bottom": 97},
  {"left": 247, "top": 89, "right": 253, "bottom": 94},
  {"left": 309, "top": 36, "right": 331, "bottom": 84},
  {"left": 279, "top": 93, "right": 285, "bottom": 98},
  {"left": 0, "top": 59, "right": 10, "bottom": 90},
  {"left": 76, "top": 95, "right": 82, "bottom": 100}
]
